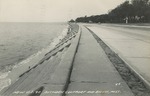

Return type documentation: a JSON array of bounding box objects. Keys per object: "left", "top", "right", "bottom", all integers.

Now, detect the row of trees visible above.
[{"left": 74, "top": 0, "right": 150, "bottom": 23}]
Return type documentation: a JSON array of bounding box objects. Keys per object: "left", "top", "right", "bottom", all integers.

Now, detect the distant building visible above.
[{"left": 89, "top": 20, "right": 92, "bottom": 23}]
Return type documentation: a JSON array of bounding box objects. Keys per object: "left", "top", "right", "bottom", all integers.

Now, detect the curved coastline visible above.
[{"left": 0, "top": 24, "right": 69, "bottom": 92}]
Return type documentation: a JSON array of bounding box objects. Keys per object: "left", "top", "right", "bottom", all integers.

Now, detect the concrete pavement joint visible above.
[
  {"left": 86, "top": 26, "right": 150, "bottom": 96},
  {"left": 70, "top": 80, "right": 107, "bottom": 84},
  {"left": 62, "top": 24, "right": 81, "bottom": 96}
]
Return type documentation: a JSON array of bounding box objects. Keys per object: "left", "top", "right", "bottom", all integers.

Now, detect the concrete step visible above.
[{"left": 2, "top": 50, "right": 65, "bottom": 96}]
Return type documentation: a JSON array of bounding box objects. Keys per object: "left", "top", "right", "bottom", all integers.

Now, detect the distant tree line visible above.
[{"left": 74, "top": 0, "right": 150, "bottom": 23}]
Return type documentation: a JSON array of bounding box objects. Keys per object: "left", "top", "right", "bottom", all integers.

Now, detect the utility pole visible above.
[{"left": 125, "top": 17, "right": 128, "bottom": 24}]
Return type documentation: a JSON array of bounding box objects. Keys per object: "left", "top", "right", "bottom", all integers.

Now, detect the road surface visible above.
[{"left": 87, "top": 23, "right": 150, "bottom": 89}]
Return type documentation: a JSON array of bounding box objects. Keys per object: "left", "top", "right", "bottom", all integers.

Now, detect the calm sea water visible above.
[{"left": 0, "top": 22, "right": 67, "bottom": 71}]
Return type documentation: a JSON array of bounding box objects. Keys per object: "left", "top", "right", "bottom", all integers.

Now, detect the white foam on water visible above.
[
  {"left": 0, "top": 25, "right": 69, "bottom": 92},
  {"left": 11, "top": 25, "right": 68, "bottom": 70},
  {"left": 0, "top": 78, "right": 11, "bottom": 92}
]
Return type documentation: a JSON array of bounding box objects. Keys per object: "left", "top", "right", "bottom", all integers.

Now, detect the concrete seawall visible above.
[{"left": 0, "top": 23, "right": 81, "bottom": 96}]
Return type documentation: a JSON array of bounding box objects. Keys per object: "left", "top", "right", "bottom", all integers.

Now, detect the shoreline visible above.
[{"left": 0, "top": 24, "right": 69, "bottom": 92}]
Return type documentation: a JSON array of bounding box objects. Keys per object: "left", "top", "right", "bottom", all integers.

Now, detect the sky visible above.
[{"left": 0, "top": 0, "right": 126, "bottom": 22}]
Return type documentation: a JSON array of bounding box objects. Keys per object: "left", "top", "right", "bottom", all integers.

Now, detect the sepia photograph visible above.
[{"left": 0, "top": 0, "right": 150, "bottom": 96}]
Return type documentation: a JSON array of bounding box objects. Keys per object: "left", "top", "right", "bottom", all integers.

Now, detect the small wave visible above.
[{"left": 0, "top": 77, "right": 11, "bottom": 92}]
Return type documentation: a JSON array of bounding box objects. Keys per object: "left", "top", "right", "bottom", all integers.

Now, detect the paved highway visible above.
[{"left": 87, "top": 24, "right": 150, "bottom": 89}]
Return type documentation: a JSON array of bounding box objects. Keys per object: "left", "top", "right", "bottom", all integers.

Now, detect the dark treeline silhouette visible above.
[{"left": 74, "top": 0, "right": 150, "bottom": 23}]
